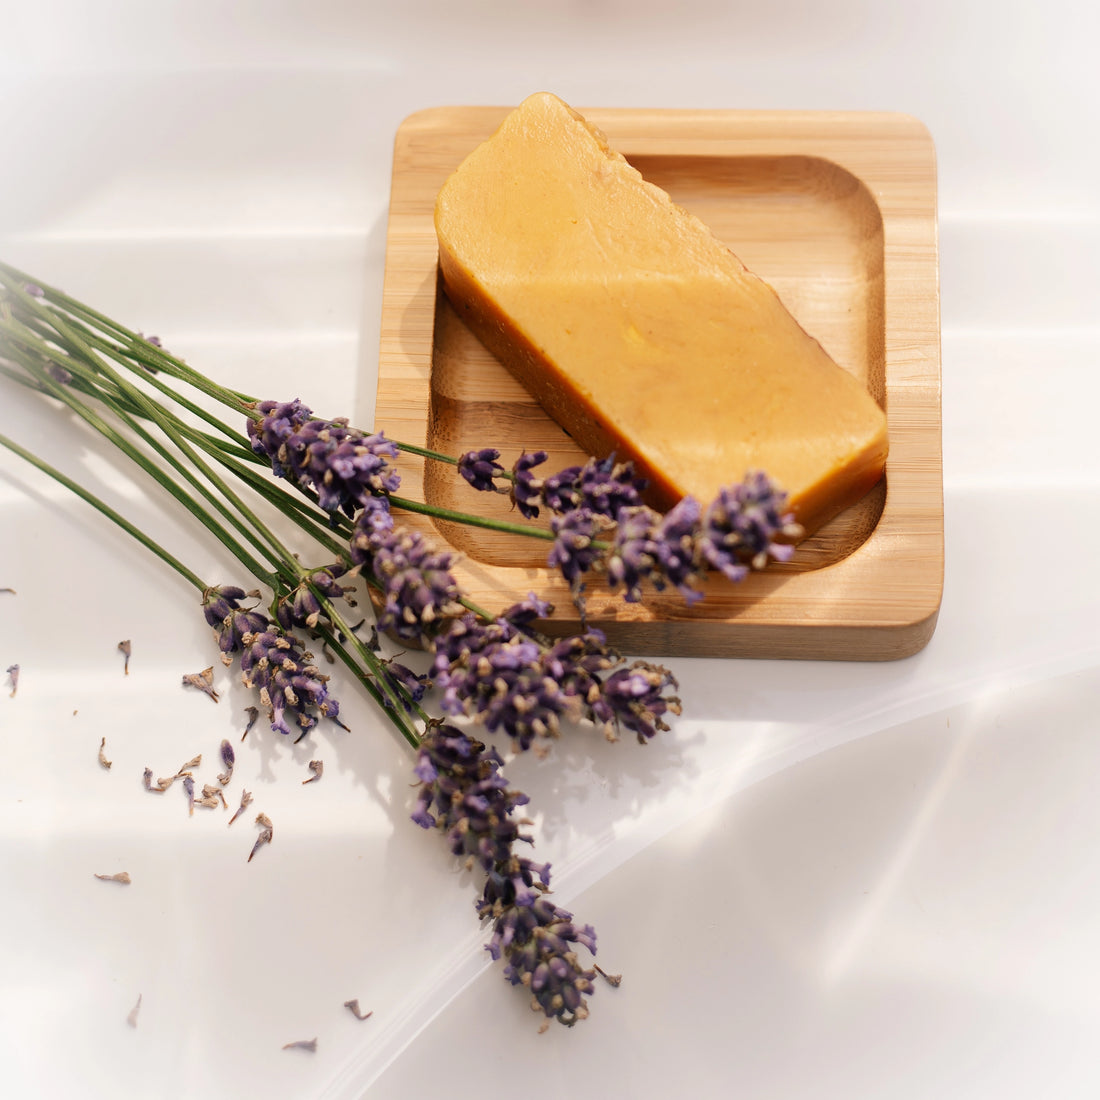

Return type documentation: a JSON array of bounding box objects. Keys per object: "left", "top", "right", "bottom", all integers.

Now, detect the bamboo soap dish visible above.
[{"left": 376, "top": 105, "right": 942, "bottom": 660}]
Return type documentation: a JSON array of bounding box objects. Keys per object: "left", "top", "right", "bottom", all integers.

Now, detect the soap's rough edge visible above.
[{"left": 433, "top": 91, "right": 888, "bottom": 532}]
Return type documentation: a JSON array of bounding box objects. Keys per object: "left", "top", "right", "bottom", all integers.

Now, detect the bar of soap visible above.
[{"left": 434, "top": 92, "right": 888, "bottom": 533}]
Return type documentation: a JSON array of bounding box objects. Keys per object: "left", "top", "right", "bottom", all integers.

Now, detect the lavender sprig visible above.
[
  {"left": 248, "top": 399, "right": 400, "bottom": 519},
  {"left": 432, "top": 606, "right": 681, "bottom": 750},
  {"left": 412, "top": 724, "right": 598, "bottom": 1024}
]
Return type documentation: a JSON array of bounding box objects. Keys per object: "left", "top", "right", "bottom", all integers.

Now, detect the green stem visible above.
[
  {"left": 6, "top": 298, "right": 301, "bottom": 580},
  {"left": 0, "top": 431, "right": 206, "bottom": 590},
  {"left": 388, "top": 494, "right": 556, "bottom": 541},
  {"left": 0, "top": 262, "right": 255, "bottom": 409},
  {"left": 8, "top": 340, "right": 278, "bottom": 586},
  {"left": 312, "top": 592, "right": 418, "bottom": 723}
]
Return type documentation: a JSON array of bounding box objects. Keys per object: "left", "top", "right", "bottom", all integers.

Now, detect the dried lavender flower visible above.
[
  {"left": 411, "top": 725, "right": 532, "bottom": 870},
  {"left": 589, "top": 661, "right": 682, "bottom": 743},
  {"left": 182, "top": 775, "right": 195, "bottom": 816},
  {"left": 432, "top": 615, "right": 579, "bottom": 751},
  {"left": 98, "top": 737, "right": 112, "bottom": 770},
  {"left": 6, "top": 664, "right": 19, "bottom": 698},
  {"left": 248, "top": 812, "right": 273, "bottom": 862},
  {"left": 479, "top": 870, "right": 597, "bottom": 1025},
  {"left": 457, "top": 448, "right": 508, "bottom": 493},
  {"left": 238, "top": 626, "right": 341, "bottom": 740},
  {"left": 228, "top": 788, "right": 253, "bottom": 826},
  {"left": 378, "top": 656, "right": 431, "bottom": 713},
  {"left": 118, "top": 639, "right": 131, "bottom": 675},
  {"left": 302, "top": 760, "right": 323, "bottom": 785},
  {"left": 698, "top": 471, "right": 801, "bottom": 579},
  {"left": 242, "top": 706, "right": 259, "bottom": 741},
  {"left": 202, "top": 586, "right": 268, "bottom": 660},
  {"left": 1, "top": 586, "right": 15, "bottom": 594},
  {"left": 547, "top": 507, "right": 606, "bottom": 589},
  {"left": 343, "top": 1000, "right": 373, "bottom": 1021},
  {"left": 127, "top": 994, "right": 142, "bottom": 1029},
  {"left": 510, "top": 450, "right": 548, "bottom": 518},
  {"left": 350, "top": 521, "right": 463, "bottom": 645},
  {"left": 282, "top": 1038, "right": 317, "bottom": 1053},
  {"left": 142, "top": 768, "right": 165, "bottom": 794},
  {"left": 94, "top": 871, "right": 131, "bottom": 884},
  {"left": 182, "top": 666, "right": 218, "bottom": 702},
  {"left": 247, "top": 399, "right": 400, "bottom": 517},
  {"left": 196, "top": 784, "right": 227, "bottom": 810},
  {"left": 217, "top": 739, "right": 235, "bottom": 785},
  {"left": 275, "top": 563, "right": 356, "bottom": 631}
]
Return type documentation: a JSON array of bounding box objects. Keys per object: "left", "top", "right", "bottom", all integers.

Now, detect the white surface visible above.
[{"left": 2, "top": 2, "right": 1099, "bottom": 1097}]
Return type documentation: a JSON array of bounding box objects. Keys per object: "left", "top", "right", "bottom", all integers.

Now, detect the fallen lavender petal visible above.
[
  {"left": 228, "top": 789, "right": 253, "bottom": 826},
  {"left": 343, "top": 999, "right": 373, "bottom": 1021},
  {"left": 217, "top": 739, "right": 235, "bottom": 785},
  {"left": 248, "top": 813, "right": 273, "bottom": 862},
  {"left": 281, "top": 1038, "right": 317, "bottom": 1053},
  {"left": 181, "top": 667, "right": 218, "bottom": 702}
]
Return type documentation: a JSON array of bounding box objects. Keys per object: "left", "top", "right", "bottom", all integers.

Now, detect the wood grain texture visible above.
[{"left": 376, "top": 106, "right": 942, "bottom": 660}]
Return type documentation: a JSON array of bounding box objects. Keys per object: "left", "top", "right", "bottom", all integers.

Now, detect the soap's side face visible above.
[{"left": 434, "top": 91, "right": 888, "bottom": 533}]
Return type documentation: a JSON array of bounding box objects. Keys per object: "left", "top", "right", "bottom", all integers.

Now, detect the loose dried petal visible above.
[
  {"left": 302, "top": 760, "right": 323, "bottom": 785},
  {"left": 248, "top": 812, "right": 273, "bottom": 862},
  {"left": 182, "top": 667, "right": 218, "bottom": 702},
  {"left": 343, "top": 999, "right": 373, "bottom": 1021},
  {"left": 217, "top": 739, "right": 235, "bottom": 785},
  {"left": 94, "top": 871, "right": 131, "bottom": 884},
  {"left": 127, "top": 994, "right": 142, "bottom": 1029},
  {"left": 228, "top": 788, "right": 253, "bottom": 826},
  {"left": 6, "top": 664, "right": 19, "bottom": 698},
  {"left": 177, "top": 755, "right": 201, "bottom": 775},
  {"left": 595, "top": 965, "right": 622, "bottom": 987},
  {"left": 282, "top": 1038, "right": 317, "bottom": 1053},
  {"left": 98, "top": 737, "right": 112, "bottom": 770},
  {"left": 118, "top": 639, "right": 132, "bottom": 675},
  {"left": 196, "top": 784, "right": 227, "bottom": 810}
]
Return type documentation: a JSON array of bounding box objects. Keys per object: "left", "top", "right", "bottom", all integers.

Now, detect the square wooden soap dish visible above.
[{"left": 376, "top": 106, "right": 942, "bottom": 660}]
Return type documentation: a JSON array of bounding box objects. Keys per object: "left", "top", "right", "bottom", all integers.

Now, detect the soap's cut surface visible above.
[{"left": 434, "top": 92, "right": 888, "bottom": 535}]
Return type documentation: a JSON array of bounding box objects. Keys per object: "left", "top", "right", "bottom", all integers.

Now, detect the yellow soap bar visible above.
[{"left": 434, "top": 92, "right": 888, "bottom": 534}]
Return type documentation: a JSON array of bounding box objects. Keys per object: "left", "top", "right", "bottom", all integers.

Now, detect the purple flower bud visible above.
[
  {"left": 547, "top": 507, "right": 603, "bottom": 588},
  {"left": 699, "top": 471, "right": 800, "bottom": 579},
  {"left": 510, "top": 451, "right": 548, "bottom": 519},
  {"left": 592, "top": 661, "right": 682, "bottom": 743},
  {"left": 457, "top": 448, "right": 506, "bottom": 492},
  {"left": 350, "top": 520, "right": 463, "bottom": 645},
  {"left": 541, "top": 465, "right": 583, "bottom": 513},
  {"left": 411, "top": 725, "right": 531, "bottom": 870},
  {"left": 576, "top": 455, "right": 646, "bottom": 519},
  {"left": 247, "top": 400, "right": 401, "bottom": 519}
]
